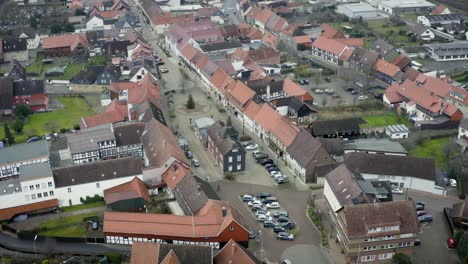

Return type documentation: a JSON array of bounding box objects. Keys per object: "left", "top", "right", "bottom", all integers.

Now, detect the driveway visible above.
[
  {"left": 216, "top": 180, "right": 328, "bottom": 263},
  {"left": 393, "top": 189, "right": 460, "bottom": 264}
]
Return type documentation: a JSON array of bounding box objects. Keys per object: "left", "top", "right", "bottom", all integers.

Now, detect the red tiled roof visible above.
[
  {"left": 270, "top": 118, "right": 300, "bottom": 147},
  {"left": 261, "top": 32, "right": 279, "bottom": 48},
  {"left": 81, "top": 99, "right": 128, "bottom": 129},
  {"left": 292, "top": 35, "right": 312, "bottom": 45},
  {"left": 160, "top": 250, "right": 180, "bottom": 264},
  {"left": 339, "top": 49, "right": 353, "bottom": 62},
  {"left": 131, "top": 242, "right": 159, "bottom": 264},
  {"left": 280, "top": 25, "right": 297, "bottom": 37},
  {"left": 334, "top": 38, "right": 364, "bottom": 47},
  {"left": 248, "top": 47, "right": 280, "bottom": 63},
  {"left": 256, "top": 8, "right": 274, "bottom": 24},
  {"left": 214, "top": 239, "right": 258, "bottom": 264},
  {"left": 254, "top": 104, "right": 281, "bottom": 131},
  {"left": 180, "top": 43, "right": 199, "bottom": 62},
  {"left": 373, "top": 59, "right": 400, "bottom": 77},
  {"left": 244, "top": 101, "right": 262, "bottom": 120},
  {"left": 128, "top": 74, "right": 160, "bottom": 106},
  {"left": 0, "top": 199, "right": 58, "bottom": 221},
  {"left": 98, "top": 10, "right": 125, "bottom": 19},
  {"left": 320, "top": 23, "right": 345, "bottom": 39},
  {"left": 283, "top": 78, "right": 313, "bottom": 102},
  {"left": 312, "top": 36, "right": 347, "bottom": 56},
  {"left": 162, "top": 162, "right": 190, "bottom": 190},
  {"left": 228, "top": 81, "right": 255, "bottom": 109},
  {"left": 104, "top": 177, "right": 151, "bottom": 204},
  {"left": 110, "top": 81, "right": 137, "bottom": 94},
  {"left": 42, "top": 33, "right": 88, "bottom": 51},
  {"left": 272, "top": 17, "right": 288, "bottom": 32},
  {"left": 431, "top": 4, "right": 449, "bottom": 15}
]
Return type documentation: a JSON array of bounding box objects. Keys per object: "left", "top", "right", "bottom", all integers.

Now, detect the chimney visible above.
[
  {"left": 221, "top": 207, "right": 227, "bottom": 217},
  {"left": 173, "top": 163, "right": 178, "bottom": 172},
  {"left": 266, "top": 84, "right": 271, "bottom": 102}
]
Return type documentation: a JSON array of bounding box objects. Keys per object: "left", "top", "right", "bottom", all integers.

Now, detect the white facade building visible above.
[
  {"left": 336, "top": 3, "right": 379, "bottom": 20},
  {"left": 385, "top": 124, "right": 410, "bottom": 139}
]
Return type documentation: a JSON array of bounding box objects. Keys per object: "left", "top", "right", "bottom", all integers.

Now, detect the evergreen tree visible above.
[
  {"left": 186, "top": 94, "right": 195, "bottom": 109},
  {"left": 4, "top": 123, "right": 15, "bottom": 145}
]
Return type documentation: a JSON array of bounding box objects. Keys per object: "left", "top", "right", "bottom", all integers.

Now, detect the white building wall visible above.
[
  {"left": 86, "top": 16, "right": 104, "bottom": 30},
  {"left": 285, "top": 153, "right": 306, "bottom": 181},
  {"left": 360, "top": 173, "right": 444, "bottom": 195},
  {"left": 459, "top": 126, "right": 468, "bottom": 140},
  {"left": 323, "top": 179, "right": 342, "bottom": 213}
]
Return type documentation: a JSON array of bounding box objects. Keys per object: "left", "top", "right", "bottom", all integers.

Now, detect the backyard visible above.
[
  {"left": 361, "top": 112, "right": 410, "bottom": 128},
  {"left": 0, "top": 96, "right": 95, "bottom": 142},
  {"left": 408, "top": 137, "right": 450, "bottom": 170},
  {"left": 37, "top": 212, "right": 103, "bottom": 238}
]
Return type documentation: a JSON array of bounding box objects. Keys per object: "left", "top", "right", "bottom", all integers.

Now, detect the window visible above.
[
  {"left": 49, "top": 191, "right": 54, "bottom": 196},
  {"left": 29, "top": 185, "right": 34, "bottom": 190},
  {"left": 361, "top": 255, "right": 375, "bottom": 262},
  {"left": 363, "top": 246, "right": 377, "bottom": 251},
  {"left": 383, "top": 235, "right": 396, "bottom": 240},
  {"left": 228, "top": 156, "right": 233, "bottom": 163},
  {"left": 31, "top": 194, "right": 36, "bottom": 200},
  {"left": 37, "top": 193, "right": 42, "bottom": 198},
  {"left": 229, "top": 226, "right": 234, "bottom": 231},
  {"left": 68, "top": 187, "right": 72, "bottom": 193},
  {"left": 379, "top": 253, "right": 393, "bottom": 260},
  {"left": 43, "top": 192, "right": 48, "bottom": 197},
  {"left": 48, "top": 182, "right": 53, "bottom": 187},
  {"left": 381, "top": 244, "right": 394, "bottom": 249},
  {"left": 35, "top": 184, "right": 40, "bottom": 189},
  {"left": 96, "top": 182, "right": 100, "bottom": 188},
  {"left": 228, "top": 166, "right": 233, "bottom": 172},
  {"left": 237, "top": 164, "right": 241, "bottom": 170},
  {"left": 364, "top": 237, "right": 378, "bottom": 242},
  {"left": 237, "top": 155, "right": 242, "bottom": 162},
  {"left": 399, "top": 242, "right": 411, "bottom": 247}
]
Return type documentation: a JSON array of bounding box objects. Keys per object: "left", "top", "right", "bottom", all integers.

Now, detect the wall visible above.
[
  {"left": 3, "top": 50, "right": 28, "bottom": 62},
  {"left": 70, "top": 84, "right": 106, "bottom": 93},
  {"left": 360, "top": 173, "right": 444, "bottom": 195},
  {"left": 459, "top": 126, "right": 468, "bottom": 140},
  {"left": 323, "top": 179, "right": 342, "bottom": 213}
]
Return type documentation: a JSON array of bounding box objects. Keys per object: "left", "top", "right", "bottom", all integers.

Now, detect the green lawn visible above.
[
  {"left": 409, "top": 137, "right": 450, "bottom": 170},
  {"left": 0, "top": 96, "right": 95, "bottom": 143},
  {"left": 25, "top": 53, "right": 45, "bottom": 75},
  {"left": 49, "top": 63, "right": 86, "bottom": 80},
  {"left": 89, "top": 55, "right": 107, "bottom": 65},
  {"left": 61, "top": 201, "right": 106, "bottom": 212},
  {"left": 38, "top": 212, "right": 102, "bottom": 238},
  {"left": 361, "top": 113, "right": 410, "bottom": 128}
]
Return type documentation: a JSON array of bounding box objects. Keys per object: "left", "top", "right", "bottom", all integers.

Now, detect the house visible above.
[
  {"left": 104, "top": 40, "right": 131, "bottom": 58},
  {"left": 0, "top": 78, "right": 13, "bottom": 116},
  {"left": 5, "top": 59, "right": 26, "bottom": 81},
  {"left": 12, "top": 79, "right": 48, "bottom": 112},
  {"left": 5, "top": 27, "right": 41, "bottom": 50},
  {"left": 104, "top": 177, "right": 150, "bottom": 212},
  {"left": 343, "top": 138, "right": 408, "bottom": 156},
  {"left": 344, "top": 152, "right": 445, "bottom": 195},
  {"left": 370, "top": 39, "right": 399, "bottom": 61},
  {"left": 348, "top": 47, "right": 379, "bottom": 75},
  {"left": 141, "top": 0, "right": 195, "bottom": 34},
  {"left": 457, "top": 119, "right": 468, "bottom": 151},
  {"left": 417, "top": 14, "right": 465, "bottom": 27},
  {"left": 71, "top": 65, "right": 106, "bottom": 85},
  {"left": 2, "top": 38, "right": 28, "bottom": 62},
  {"left": 0, "top": 140, "right": 49, "bottom": 179},
  {"left": 311, "top": 36, "right": 351, "bottom": 65},
  {"left": 130, "top": 242, "right": 213, "bottom": 264},
  {"left": 42, "top": 33, "right": 88, "bottom": 57},
  {"left": 247, "top": 47, "right": 280, "bottom": 64},
  {"left": 378, "top": 0, "right": 435, "bottom": 15},
  {"left": 214, "top": 239, "right": 261, "bottom": 264},
  {"left": 199, "top": 41, "right": 243, "bottom": 55},
  {"left": 309, "top": 118, "right": 361, "bottom": 138},
  {"left": 443, "top": 23, "right": 466, "bottom": 35},
  {"left": 128, "top": 59, "right": 159, "bottom": 82},
  {"left": 385, "top": 124, "right": 410, "bottom": 139},
  {"left": 285, "top": 129, "right": 334, "bottom": 183},
  {"left": 274, "top": 96, "right": 317, "bottom": 123},
  {"left": 194, "top": 117, "right": 216, "bottom": 146},
  {"left": 336, "top": 3, "right": 379, "bottom": 20},
  {"left": 372, "top": 59, "right": 404, "bottom": 84},
  {"left": 207, "top": 122, "right": 246, "bottom": 174},
  {"left": 408, "top": 24, "right": 435, "bottom": 41},
  {"left": 80, "top": 99, "right": 129, "bottom": 129},
  {"left": 431, "top": 4, "right": 451, "bottom": 15},
  {"left": 196, "top": 7, "right": 227, "bottom": 24},
  {"left": 424, "top": 42, "right": 468, "bottom": 61},
  {"left": 95, "top": 63, "right": 121, "bottom": 86}
]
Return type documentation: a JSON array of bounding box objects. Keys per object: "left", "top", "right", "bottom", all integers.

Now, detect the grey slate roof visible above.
[
  {"left": 207, "top": 122, "right": 242, "bottom": 155},
  {"left": 199, "top": 40, "right": 242, "bottom": 52},
  {"left": 19, "top": 162, "right": 53, "bottom": 182},
  {"left": 13, "top": 80, "right": 45, "bottom": 96},
  {"left": 158, "top": 243, "right": 212, "bottom": 264},
  {"left": 0, "top": 78, "right": 13, "bottom": 110},
  {"left": 370, "top": 39, "right": 395, "bottom": 57},
  {"left": 70, "top": 66, "right": 105, "bottom": 84},
  {"left": 0, "top": 140, "right": 49, "bottom": 165},
  {"left": 344, "top": 152, "right": 436, "bottom": 181},
  {"left": 309, "top": 118, "right": 362, "bottom": 137},
  {"left": 318, "top": 138, "right": 344, "bottom": 156},
  {"left": 6, "top": 60, "right": 26, "bottom": 81},
  {"left": 66, "top": 123, "right": 115, "bottom": 154},
  {"left": 173, "top": 173, "right": 208, "bottom": 215},
  {"left": 0, "top": 177, "right": 21, "bottom": 196},
  {"left": 460, "top": 119, "right": 468, "bottom": 130},
  {"left": 343, "top": 138, "right": 407, "bottom": 154},
  {"left": 325, "top": 164, "right": 368, "bottom": 210},
  {"left": 113, "top": 122, "right": 145, "bottom": 146},
  {"left": 286, "top": 129, "right": 323, "bottom": 168},
  {"left": 53, "top": 157, "right": 143, "bottom": 188}
]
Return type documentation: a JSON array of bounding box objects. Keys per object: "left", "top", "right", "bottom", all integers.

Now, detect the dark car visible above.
[
  {"left": 345, "top": 87, "right": 355, "bottom": 92},
  {"left": 255, "top": 154, "right": 268, "bottom": 160},
  {"left": 267, "top": 166, "right": 280, "bottom": 173},
  {"left": 184, "top": 150, "right": 193, "bottom": 159},
  {"left": 265, "top": 163, "right": 277, "bottom": 169},
  {"left": 263, "top": 220, "right": 277, "bottom": 228},
  {"left": 273, "top": 226, "right": 287, "bottom": 234},
  {"left": 260, "top": 159, "right": 274, "bottom": 165},
  {"left": 251, "top": 205, "right": 266, "bottom": 212},
  {"left": 324, "top": 77, "right": 331, "bottom": 82},
  {"left": 416, "top": 202, "right": 425, "bottom": 208},
  {"left": 273, "top": 211, "right": 289, "bottom": 218},
  {"left": 256, "top": 192, "right": 271, "bottom": 199},
  {"left": 414, "top": 239, "right": 421, "bottom": 246},
  {"left": 416, "top": 204, "right": 424, "bottom": 211},
  {"left": 262, "top": 197, "right": 278, "bottom": 204},
  {"left": 277, "top": 216, "right": 291, "bottom": 223},
  {"left": 280, "top": 221, "right": 296, "bottom": 229},
  {"left": 418, "top": 214, "right": 433, "bottom": 223},
  {"left": 417, "top": 210, "right": 426, "bottom": 217},
  {"left": 26, "top": 136, "right": 41, "bottom": 143}
]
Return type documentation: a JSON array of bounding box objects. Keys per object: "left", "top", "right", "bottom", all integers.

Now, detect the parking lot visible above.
[{"left": 393, "top": 190, "right": 460, "bottom": 264}]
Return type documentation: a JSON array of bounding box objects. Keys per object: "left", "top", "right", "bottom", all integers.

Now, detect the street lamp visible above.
[{"left": 33, "top": 235, "right": 38, "bottom": 258}]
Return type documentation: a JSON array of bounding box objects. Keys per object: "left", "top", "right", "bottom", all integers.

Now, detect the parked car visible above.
[
  {"left": 276, "top": 232, "right": 294, "bottom": 240},
  {"left": 259, "top": 159, "right": 274, "bottom": 165},
  {"left": 263, "top": 220, "right": 277, "bottom": 228},
  {"left": 252, "top": 150, "right": 262, "bottom": 157},
  {"left": 273, "top": 226, "right": 287, "bottom": 234},
  {"left": 277, "top": 216, "right": 291, "bottom": 223},
  {"left": 251, "top": 205, "right": 266, "bottom": 212},
  {"left": 256, "top": 192, "right": 271, "bottom": 199},
  {"left": 262, "top": 197, "right": 278, "bottom": 204},
  {"left": 418, "top": 214, "right": 433, "bottom": 223},
  {"left": 450, "top": 179, "right": 457, "bottom": 188},
  {"left": 273, "top": 211, "right": 289, "bottom": 218},
  {"left": 392, "top": 187, "right": 403, "bottom": 194},
  {"left": 351, "top": 90, "right": 358, "bottom": 95},
  {"left": 248, "top": 230, "right": 256, "bottom": 239},
  {"left": 245, "top": 143, "right": 259, "bottom": 150},
  {"left": 53, "top": 133, "right": 59, "bottom": 138},
  {"left": 257, "top": 214, "right": 273, "bottom": 222},
  {"left": 276, "top": 177, "right": 289, "bottom": 184},
  {"left": 242, "top": 141, "right": 253, "bottom": 147},
  {"left": 264, "top": 163, "right": 277, "bottom": 169},
  {"left": 416, "top": 204, "right": 424, "bottom": 211},
  {"left": 157, "top": 61, "right": 165, "bottom": 66},
  {"left": 160, "top": 67, "right": 169, "bottom": 73},
  {"left": 255, "top": 210, "right": 270, "bottom": 217},
  {"left": 447, "top": 237, "right": 456, "bottom": 249},
  {"left": 358, "top": 95, "right": 368, "bottom": 100},
  {"left": 242, "top": 194, "right": 253, "bottom": 202},
  {"left": 191, "top": 159, "right": 200, "bottom": 167},
  {"left": 280, "top": 221, "right": 296, "bottom": 229},
  {"left": 299, "top": 80, "right": 309, "bottom": 85},
  {"left": 267, "top": 166, "right": 280, "bottom": 173},
  {"left": 45, "top": 134, "right": 51, "bottom": 141},
  {"left": 92, "top": 220, "right": 99, "bottom": 230},
  {"left": 345, "top": 87, "right": 355, "bottom": 92},
  {"left": 26, "top": 136, "right": 40, "bottom": 143},
  {"left": 270, "top": 171, "right": 282, "bottom": 177},
  {"left": 417, "top": 210, "right": 427, "bottom": 217},
  {"left": 314, "top": 89, "right": 324, "bottom": 94},
  {"left": 255, "top": 154, "right": 268, "bottom": 160},
  {"left": 248, "top": 200, "right": 262, "bottom": 207},
  {"left": 185, "top": 150, "right": 193, "bottom": 159},
  {"left": 324, "top": 77, "right": 331, "bottom": 82},
  {"left": 266, "top": 202, "right": 280, "bottom": 209}
]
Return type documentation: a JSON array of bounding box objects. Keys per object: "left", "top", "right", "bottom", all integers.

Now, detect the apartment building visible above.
[{"left": 0, "top": 141, "right": 49, "bottom": 179}]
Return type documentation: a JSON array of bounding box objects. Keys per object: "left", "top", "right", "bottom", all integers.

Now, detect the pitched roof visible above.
[
  {"left": 431, "top": 4, "right": 449, "bottom": 15},
  {"left": 161, "top": 162, "right": 190, "bottom": 190},
  {"left": 312, "top": 36, "right": 347, "bottom": 56},
  {"left": 141, "top": 118, "right": 188, "bottom": 167},
  {"left": 214, "top": 239, "right": 261, "bottom": 264},
  {"left": 173, "top": 173, "right": 209, "bottom": 215},
  {"left": 325, "top": 164, "right": 367, "bottom": 210},
  {"left": 320, "top": 23, "right": 345, "bottom": 39},
  {"left": 392, "top": 54, "right": 412, "bottom": 70},
  {"left": 104, "top": 177, "right": 150, "bottom": 204},
  {"left": 0, "top": 140, "right": 49, "bottom": 164},
  {"left": 270, "top": 118, "right": 300, "bottom": 147},
  {"left": 207, "top": 122, "right": 243, "bottom": 155},
  {"left": 5, "top": 59, "right": 26, "bottom": 81},
  {"left": 283, "top": 78, "right": 313, "bottom": 101},
  {"left": 254, "top": 104, "right": 281, "bottom": 131},
  {"left": 342, "top": 200, "right": 419, "bottom": 238},
  {"left": 370, "top": 38, "right": 395, "bottom": 57},
  {"left": 81, "top": 100, "right": 128, "bottom": 129},
  {"left": 13, "top": 79, "right": 45, "bottom": 96},
  {"left": 160, "top": 249, "right": 180, "bottom": 264},
  {"left": 310, "top": 118, "right": 361, "bottom": 136},
  {"left": 228, "top": 81, "right": 255, "bottom": 109},
  {"left": 344, "top": 152, "right": 436, "bottom": 181},
  {"left": 180, "top": 43, "right": 199, "bottom": 61},
  {"left": 292, "top": 35, "right": 312, "bottom": 45},
  {"left": 130, "top": 242, "right": 212, "bottom": 264},
  {"left": 66, "top": 123, "right": 115, "bottom": 153},
  {"left": 248, "top": 47, "right": 280, "bottom": 62},
  {"left": 261, "top": 32, "right": 279, "bottom": 48},
  {"left": 372, "top": 59, "right": 401, "bottom": 77},
  {"left": 70, "top": 65, "right": 105, "bottom": 84},
  {"left": 0, "top": 199, "right": 58, "bottom": 221},
  {"left": 113, "top": 121, "right": 146, "bottom": 146},
  {"left": 334, "top": 38, "right": 364, "bottom": 47},
  {"left": 131, "top": 242, "right": 159, "bottom": 264},
  {"left": 287, "top": 129, "right": 324, "bottom": 167},
  {"left": 128, "top": 74, "right": 160, "bottom": 106},
  {"left": 42, "top": 33, "right": 88, "bottom": 51},
  {"left": 460, "top": 119, "right": 468, "bottom": 130},
  {"left": 0, "top": 78, "right": 13, "bottom": 110},
  {"left": 53, "top": 157, "right": 143, "bottom": 188}
]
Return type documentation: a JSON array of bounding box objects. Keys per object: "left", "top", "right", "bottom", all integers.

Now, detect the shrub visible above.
[
  {"left": 104, "top": 254, "right": 122, "bottom": 264},
  {"left": 60, "top": 128, "right": 67, "bottom": 133},
  {"left": 224, "top": 173, "right": 235, "bottom": 181},
  {"left": 392, "top": 253, "right": 412, "bottom": 264},
  {"left": 73, "top": 124, "right": 80, "bottom": 130},
  {"left": 12, "top": 118, "right": 24, "bottom": 134},
  {"left": 15, "top": 104, "right": 32, "bottom": 118},
  {"left": 80, "top": 194, "right": 104, "bottom": 204}
]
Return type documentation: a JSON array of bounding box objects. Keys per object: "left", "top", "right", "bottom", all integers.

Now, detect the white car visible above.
[
  {"left": 245, "top": 144, "right": 258, "bottom": 150},
  {"left": 314, "top": 89, "right": 323, "bottom": 94},
  {"left": 391, "top": 187, "right": 403, "bottom": 194},
  {"left": 269, "top": 171, "right": 282, "bottom": 177},
  {"left": 358, "top": 95, "right": 368, "bottom": 100},
  {"left": 44, "top": 134, "right": 51, "bottom": 141},
  {"left": 257, "top": 214, "right": 273, "bottom": 222},
  {"left": 266, "top": 202, "right": 280, "bottom": 209},
  {"left": 274, "top": 174, "right": 286, "bottom": 180},
  {"left": 450, "top": 179, "right": 457, "bottom": 188},
  {"left": 255, "top": 210, "right": 271, "bottom": 217},
  {"left": 248, "top": 200, "right": 262, "bottom": 207}
]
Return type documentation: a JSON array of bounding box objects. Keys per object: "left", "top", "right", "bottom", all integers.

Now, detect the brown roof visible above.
[
  {"left": 248, "top": 47, "right": 280, "bottom": 63},
  {"left": 312, "top": 36, "right": 347, "bottom": 56},
  {"left": 372, "top": 59, "right": 400, "bottom": 77},
  {"left": 228, "top": 81, "right": 255, "bottom": 109},
  {"left": 128, "top": 74, "right": 160, "bottom": 106},
  {"left": 214, "top": 239, "right": 261, "bottom": 264},
  {"left": 42, "top": 33, "right": 88, "bottom": 51},
  {"left": 141, "top": 118, "right": 188, "bottom": 167},
  {"left": 392, "top": 54, "right": 412, "bottom": 70},
  {"left": 161, "top": 162, "right": 190, "bottom": 190},
  {"left": 0, "top": 199, "right": 58, "bottom": 221},
  {"left": 256, "top": 8, "right": 273, "bottom": 24},
  {"left": 81, "top": 99, "right": 128, "bottom": 129},
  {"left": 292, "top": 35, "right": 312, "bottom": 45},
  {"left": 160, "top": 250, "right": 180, "bottom": 264},
  {"left": 287, "top": 129, "right": 324, "bottom": 168},
  {"left": 403, "top": 67, "right": 420, "bottom": 81},
  {"left": 104, "top": 177, "right": 150, "bottom": 205},
  {"left": 320, "top": 23, "right": 345, "bottom": 39},
  {"left": 131, "top": 242, "right": 159, "bottom": 264},
  {"left": 342, "top": 200, "right": 419, "bottom": 238},
  {"left": 431, "top": 4, "right": 449, "bottom": 15},
  {"left": 283, "top": 78, "right": 313, "bottom": 101},
  {"left": 261, "top": 32, "right": 279, "bottom": 49},
  {"left": 180, "top": 43, "right": 199, "bottom": 62},
  {"left": 325, "top": 164, "right": 367, "bottom": 211}
]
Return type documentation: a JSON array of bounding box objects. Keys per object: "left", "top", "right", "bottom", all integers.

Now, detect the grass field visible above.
[
  {"left": 0, "top": 97, "right": 95, "bottom": 142},
  {"left": 409, "top": 137, "right": 450, "bottom": 170},
  {"left": 361, "top": 113, "right": 410, "bottom": 128},
  {"left": 25, "top": 53, "right": 45, "bottom": 75},
  {"left": 38, "top": 212, "right": 102, "bottom": 237},
  {"left": 61, "top": 201, "right": 106, "bottom": 212}
]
